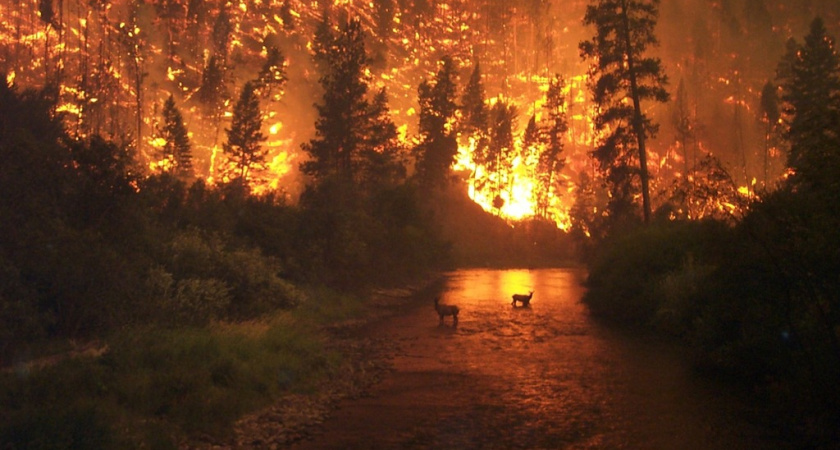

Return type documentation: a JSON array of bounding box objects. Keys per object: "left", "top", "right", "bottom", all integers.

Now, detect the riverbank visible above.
[
  {"left": 198, "top": 277, "right": 446, "bottom": 448},
  {"left": 0, "top": 278, "right": 443, "bottom": 449}
]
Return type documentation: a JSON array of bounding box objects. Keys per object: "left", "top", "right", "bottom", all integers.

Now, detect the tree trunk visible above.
[{"left": 620, "top": 3, "right": 652, "bottom": 224}]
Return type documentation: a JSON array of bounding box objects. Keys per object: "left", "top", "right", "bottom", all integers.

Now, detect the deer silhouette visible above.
[
  {"left": 511, "top": 291, "right": 534, "bottom": 307},
  {"left": 434, "top": 297, "right": 459, "bottom": 325}
]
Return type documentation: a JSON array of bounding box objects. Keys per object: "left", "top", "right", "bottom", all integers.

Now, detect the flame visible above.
[{"left": 1, "top": 0, "right": 757, "bottom": 228}]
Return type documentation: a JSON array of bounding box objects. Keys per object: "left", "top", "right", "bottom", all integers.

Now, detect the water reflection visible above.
[
  {"left": 428, "top": 268, "right": 784, "bottom": 449},
  {"left": 299, "top": 268, "right": 790, "bottom": 449}
]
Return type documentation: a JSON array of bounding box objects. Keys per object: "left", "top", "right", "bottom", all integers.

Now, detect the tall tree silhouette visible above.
[
  {"left": 223, "top": 81, "right": 266, "bottom": 184},
  {"left": 778, "top": 17, "right": 840, "bottom": 192},
  {"left": 359, "top": 88, "right": 406, "bottom": 192},
  {"left": 580, "top": 0, "right": 669, "bottom": 224},
  {"left": 159, "top": 94, "right": 193, "bottom": 178},
  {"left": 413, "top": 56, "right": 458, "bottom": 188},
  {"left": 537, "top": 75, "right": 568, "bottom": 217},
  {"left": 460, "top": 62, "right": 490, "bottom": 181},
  {"left": 301, "top": 16, "right": 372, "bottom": 185},
  {"left": 487, "top": 99, "right": 517, "bottom": 210}
]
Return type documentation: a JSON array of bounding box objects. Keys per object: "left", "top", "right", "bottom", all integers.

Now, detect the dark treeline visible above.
[
  {"left": 582, "top": 14, "right": 840, "bottom": 447},
  {"left": 0, "top": 70, "right": 448, "bottom": 357}
]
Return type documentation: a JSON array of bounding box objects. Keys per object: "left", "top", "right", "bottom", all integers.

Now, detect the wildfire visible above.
[{"left": 0, "top": 0, "right": 761, "bottom": 228}]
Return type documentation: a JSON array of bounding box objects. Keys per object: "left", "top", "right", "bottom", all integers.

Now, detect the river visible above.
[{"left": 293, "top": 268, "right": 795, "bottom": 449}]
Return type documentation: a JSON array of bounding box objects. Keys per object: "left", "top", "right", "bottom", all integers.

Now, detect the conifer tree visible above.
[
  {"left": 487, "top": 99, "right": 517, "bottom": 209},
  {"left": 460, "top": 62, "right": 490, "bottom": 191},
  {"left": 461, "top": 62, "right": 489, "bottom": 139},
  {"left": 360, "top": 88, "right": 406, "bottom": 191},
  {"left": 223, "top": 81, "right": 267, "bottom": 183},
  {"left": 212, "top": 5, "right": 233, "bottom": 64},
  {"left": 197, "top": 55, "right": 226, "bottom": 111},
  {"left": 779, "top": 17, "right": 840, "bottom": 191},
  {"left": 523, "top": 114, "right": 549, "bottom": 217},
  {"left": 536, "top": 75, "right": 568, "bottom": 217},
  {"left": 414, "top": 56, "right": 459, "bottom": 188},
  {"left": 580, "top": 0, "right": 669, "bottom": 224},
  {"left": 301, "top": 16, "right": 372, "bottom": 184},
  {"left": 160, "top": 94, "right": 193, "bottom": 177}
]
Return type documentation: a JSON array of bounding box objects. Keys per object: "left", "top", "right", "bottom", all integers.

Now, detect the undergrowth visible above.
[{"left": 0, "top": 289, "right": 365, "bottom": 448}]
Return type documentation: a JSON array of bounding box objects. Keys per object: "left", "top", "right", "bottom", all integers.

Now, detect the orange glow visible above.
[{"left": 0, "top": 0, "right": 758, "bottom": 227}]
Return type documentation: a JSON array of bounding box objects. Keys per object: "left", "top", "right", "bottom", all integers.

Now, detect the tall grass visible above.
[{"left": 0, "top": 312, "right": 344, "bottom": 448}]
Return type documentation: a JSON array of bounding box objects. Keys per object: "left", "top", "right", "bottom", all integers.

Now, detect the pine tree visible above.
[
  {"left": 487, "top": 99, "right": 517, "bottom": 209},
  {"left": 779, "top": 17, "right": 840, "bottom": 191},
  {"left": 197, "top": 55, "right": 226, "bottom": 110},
  {"left": 160, "top": 94, "right": 193, "bottom": 177},
  {"left": 461, "top": 62, "right": 489, "bottom": 138},
  {"left": 301, "top": 16, "right": 372, "bottom": 184},
  {"left": 536, "top": 75, "right": 568, "bottom": 217},
  {"left": 580, "top": 0, "right": 669, "bottom": 224},
  {"left": 212, "top": 5, "right": 232, "bottom": 63},
  {"left": 223, "top": 81, "right": 267, "bottom": 183},
  {"left": 460, "top": 62, "right": 490, "bottom": 192},
  {"left": 413, "top": 56, "right": 459, "bottom": 188},
  {"left": 523, "top": 114, "right": 548, "bottom": 217},
  {"left": 359, "top": 88, "right": 406, "bottom": 191},
  {"left": 774, "top": 37, "right": 799, "bottom": 151}
]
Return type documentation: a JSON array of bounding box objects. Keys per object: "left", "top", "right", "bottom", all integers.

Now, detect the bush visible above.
[
  {"left": 583, "top": 220, "right": 730, "bottom": 325},
  {"left": 0, "top": 319, "right": 341, "bottom": 446}
]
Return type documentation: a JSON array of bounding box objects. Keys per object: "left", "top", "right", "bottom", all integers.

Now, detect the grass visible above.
[{"left": 0, "top": 288, "right": 368, "bottom": 448}]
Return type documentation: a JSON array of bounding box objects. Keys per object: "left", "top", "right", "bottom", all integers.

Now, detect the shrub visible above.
[{"left": 583, "top": 220, "right": 730, "bottom": 326}]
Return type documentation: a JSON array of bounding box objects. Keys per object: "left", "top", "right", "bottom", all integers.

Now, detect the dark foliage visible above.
[
  {"left": 223, "top": 81, "right": 267, "bottom": 183},
  {"left": 580, "top": 0, "right": 669, "bottom": 224},
  {"left": 413, "top": 56, "right": 459, "bottom": 188},
  {"left": 0, "top": 78, "right": 448, "bottom": 364}
]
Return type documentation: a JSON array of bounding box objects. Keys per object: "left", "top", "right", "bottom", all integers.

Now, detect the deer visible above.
[
  {"left": 434, "top": 297, "right": 459, "bottom": 325},
  {"left": 511, "top": 291, "right": 534, "bottom": 307}
]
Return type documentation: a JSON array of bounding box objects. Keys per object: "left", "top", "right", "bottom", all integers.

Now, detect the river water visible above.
[{"left": 295, "top": 268, "right": 795, "bottom": 449}]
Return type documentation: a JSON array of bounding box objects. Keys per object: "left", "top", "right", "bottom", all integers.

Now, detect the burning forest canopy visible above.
[{"left": 1, "top": 0, "right": 837, "bottom": 230}]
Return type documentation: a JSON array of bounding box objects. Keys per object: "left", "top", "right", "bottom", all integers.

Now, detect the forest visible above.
[{"left": 1, "top": 0, "right": 840, "bottom": 447}]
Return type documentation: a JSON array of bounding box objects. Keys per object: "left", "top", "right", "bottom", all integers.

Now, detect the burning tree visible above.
[
  {"left": 254, "top": 46, "right": 287, "bottom": 102},
  {"left": 157, "top": 94, "right": 193, "bottom": 178},
  {"left": 222, "top": 81, "right": 267, "bottom": 185},
  {"left": 580, "top": 0, "right": 669, "bottom": 224}
]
